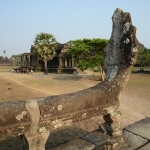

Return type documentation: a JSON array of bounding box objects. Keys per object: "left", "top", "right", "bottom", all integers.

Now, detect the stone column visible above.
[
  {"left": 21, "top": 56, "right": 22, "bottom": 66},
  {"left": 58, "top": 57, "right": 63, "bottom": 73},
  {"left": 62, "top": 57, "right": 65, "bottom": 68},
  {"left": 24, "top": 55, "right": 26, "bottom": 66},
  {"left": 28, "top": 55, "right": 30, "bottom": 66},
  {"left": 69, "top": 58, "right": 72, "bottom": 67},
  {"left": 37, "top": 57, "right": 39, "bottom": 67},
  {"left": 59, "top": 57, "right": 63, "bottom": 68},
  {"left": 65, "top": 58, "right": 67, "bottom": 67}
]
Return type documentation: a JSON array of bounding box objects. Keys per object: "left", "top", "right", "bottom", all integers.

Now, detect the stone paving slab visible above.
[
  {"left": 47, "top": 119, "right": 150, "bottom": 149},
  {"left": 45, "top": 127, "right": 89, "bottom": 149},
  {"left": 119, "top": 130, "right": 148, "bottom": 150},
  {"left": 48, "top": 129, "right": 149, "bottom": 150},
  {"left": 0, "top": 136, "right": 23, "bottom": 150},
  {"left": 82, "top": 133, "right": 106, "bottom": 147},
  {"left": 91, "top": 130, "right": 124, "bottom": 149},
  {"left": 48, "top": 139, "right": 95, "bottom": 150},
  {"left": 0, "top": 127, "right": 89, "bottom": 150},
  {"left": 1, "top": 118, "right": 150, "bottom": 150},
  {"left": 125, "top": 117, "right": 150, "bottom": 140},
  {"left": 138, "top": 143, "right": 150, "bottom": 150}
]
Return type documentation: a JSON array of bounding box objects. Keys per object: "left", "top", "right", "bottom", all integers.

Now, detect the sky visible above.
[{"left": 0, "top": 0, "right": 150, "bottom": 58}]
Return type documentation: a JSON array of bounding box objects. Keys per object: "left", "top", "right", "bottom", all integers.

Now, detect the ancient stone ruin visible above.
[
  {"left": 20, "top": 42, "right": 75, "bottom": 74},
  {"left": 0, "top": 8, "right": 139, "bottom": 149}
]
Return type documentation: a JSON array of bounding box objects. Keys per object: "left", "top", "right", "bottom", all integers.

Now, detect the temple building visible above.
[{"left": 20, "top": 42, "right": 77, "bottom": 73}]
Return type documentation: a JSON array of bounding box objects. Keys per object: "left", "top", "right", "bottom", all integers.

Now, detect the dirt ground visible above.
[
  {"left": 0, "top": 71, "right": 150, "bottom": 131},
  {"left": 0, "top": 72, "right": 100, "bottom": 101},
  {"left": 120, "top": 73, "right": 150, "bottom": 128}
]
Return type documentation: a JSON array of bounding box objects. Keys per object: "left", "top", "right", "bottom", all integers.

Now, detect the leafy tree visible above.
[
  {"left": 141, "top": 49, "right": 150, "bottom": 66},
  {"left": 11, "top": 54, "right": 22, "bottom": 66},
  {"left": 3, "top": 50, "right": 6, "bottom": 64},
  {"left": 67, "top": 38, "right": 109, "bottom": 80},
  {"left": 136, "top": 43, "right": 150, "bottom": 67},
  {"left": 33, "top": 32, "right": 57, "bottom": 74},
  {"left": 3, "top": 50, "right": 6, "bottom": 54}
]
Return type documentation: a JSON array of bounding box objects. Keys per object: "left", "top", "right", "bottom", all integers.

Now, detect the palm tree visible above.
[
  {"left": 33, "top": 33, "right": 57, "bottom": 74},
  {"left": 3, "top": 50, "right": 6, "bottom": 65}
]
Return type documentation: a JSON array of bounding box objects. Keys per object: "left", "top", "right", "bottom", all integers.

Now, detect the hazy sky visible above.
[{"left": 0, "top": 0, "right": 150, "bottom": 58}]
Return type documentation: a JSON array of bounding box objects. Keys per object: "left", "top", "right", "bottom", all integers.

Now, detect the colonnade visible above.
[
  {"left": 21, "top": 54, "right": 36, "bottom": 67},
  {"left": 21, "top": 53, "right": 76, "bottom": 70},
  {"left": 58, "top": 57, "right": 75, "bottom": 68}
]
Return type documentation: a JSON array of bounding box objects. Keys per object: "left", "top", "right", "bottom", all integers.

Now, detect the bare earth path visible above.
[
  {"left": 0, "top": 72, "right": 100, "bottom": 102},
  {"left": 121, "top": 73, "right": 150, "bottom": 128},
  {"left": 0, "top": 72, "right": 150, "bottom": 130}
]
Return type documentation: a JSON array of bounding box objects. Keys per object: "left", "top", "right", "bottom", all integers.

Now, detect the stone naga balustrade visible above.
[{"left": 0, "top": 8, "right": 139, "bottom": 150}]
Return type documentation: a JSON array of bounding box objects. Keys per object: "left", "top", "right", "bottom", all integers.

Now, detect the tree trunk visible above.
[{"left": 44, "top": 60, "right": 48, "bottom": 75}]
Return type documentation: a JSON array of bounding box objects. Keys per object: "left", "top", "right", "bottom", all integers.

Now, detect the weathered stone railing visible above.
[{"left": 0, "top": 8, "right": 139, "bottom": 150}]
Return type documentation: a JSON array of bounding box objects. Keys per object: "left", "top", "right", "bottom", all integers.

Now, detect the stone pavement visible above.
[
  {"left": 48, "top": 117, "right": 150, "bottom": 150},
  {"left": 0, "top": 118, "right": 150, "bottom": 150},
  {"left": 123, "top": 117, "right": 150, "bottom": 150}
]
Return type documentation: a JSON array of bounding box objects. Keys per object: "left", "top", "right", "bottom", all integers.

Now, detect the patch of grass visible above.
[
  {"left": 91, "top": 69, "right": 98, "bottom": 72},
  {"left": 6, "top": 82, "right": 11, "bottom": 85},
  {"left": 131, "top": 66, "right": 135, "bottom": 72}
]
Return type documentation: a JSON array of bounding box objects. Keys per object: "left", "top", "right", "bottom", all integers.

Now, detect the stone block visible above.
[
  {"left": 48, "top": 138, "right": 95, "bottom": 150},
  {"left": 125, "top": 118, "right": 150, "bottom": 140},
  {"left": 119, "top": 130, "right": 148, "bottom": 150},
  {"left": 45, "top": 127, "right": 89, "bottom": 149},
  {"left": 138, "top": 143, "right": 150, "bottom": 150},
  {"left": 0, "top": 136, "right": 23, "bottom": 150},
  {"left": 82, "top": 133, "right": 106, "bottom": 147}
]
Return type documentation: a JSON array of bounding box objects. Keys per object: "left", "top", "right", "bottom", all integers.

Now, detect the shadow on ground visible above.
[
  {"left": 32, "top": 73, "right": 101, "bottom": 81},
  {"left": 52, "top": 74, "right": 101, "bottom": 81},
  {"left": 0, "top": 127, "right": 89, "bottom": 150},
  {"left": 2, "top": 118, "right": 150, "bottom": 150}
]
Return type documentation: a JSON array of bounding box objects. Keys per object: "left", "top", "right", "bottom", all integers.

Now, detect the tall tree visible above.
[
  {"left": 33, "top": 32, "right": 57, "bottom": 74},
  {"left": 67, "top": 38, "right": 109, "bottom": 80},
  {"left": 3, "top": 50, "right": 6, "bottom": 65}
]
